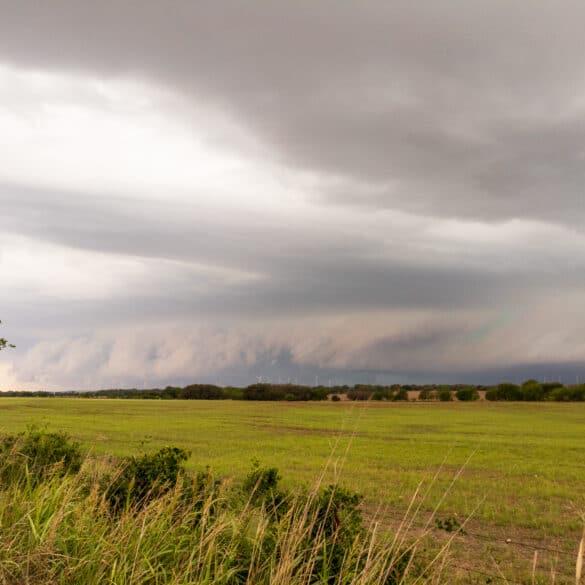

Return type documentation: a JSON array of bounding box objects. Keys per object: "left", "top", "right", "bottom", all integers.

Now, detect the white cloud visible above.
[
  {"left": 0, "top": 63, "right": 305, "bottom": 214},
  {"left": 0, "top": 235, "right": 148, "bottom": 301}
]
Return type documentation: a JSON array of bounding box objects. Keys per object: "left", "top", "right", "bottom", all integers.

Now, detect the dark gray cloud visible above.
[
  {"left": 2, "top": 183, "right": 582, "bottom": 325},
  {"left": 2, "top": 1, "right": 584, "bottom": 224}
]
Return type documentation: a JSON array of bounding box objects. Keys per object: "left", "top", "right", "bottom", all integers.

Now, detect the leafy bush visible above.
[
  {"left": 243, "top": 459, "right": 281, "bottom": 502},
  {"left": 0, "top": 428, "right": 83, "bottom": 485},
  {"left": 313, "top": 484, "right": 363, "bottom": 541},
  {"left": 240, "top": 462, "right": 379, "bottom": 583},
  {"left": 106, "top": 446, "right": 190, "bottom": 511}
]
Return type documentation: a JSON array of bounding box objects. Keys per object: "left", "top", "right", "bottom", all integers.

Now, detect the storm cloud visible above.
[{"left": 1, "top": 1, "right": 584, "bottom": 389}]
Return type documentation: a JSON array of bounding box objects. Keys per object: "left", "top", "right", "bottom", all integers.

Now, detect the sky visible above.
[{"left": 1, "top": 1, "right": 585, "bottom": 390}]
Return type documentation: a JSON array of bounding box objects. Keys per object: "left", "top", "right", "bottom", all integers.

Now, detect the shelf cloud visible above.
[{"left": 1, "top": 1, "right": 584, "bottom": 389}]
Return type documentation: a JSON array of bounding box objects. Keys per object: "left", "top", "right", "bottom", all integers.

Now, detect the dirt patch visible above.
[{"left": 254, "top": 423, "right": 363, "bottom": 438}]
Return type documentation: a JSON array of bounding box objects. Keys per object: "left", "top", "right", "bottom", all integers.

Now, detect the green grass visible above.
[
  {"left": 1, "top": 398, "right": 584, "bottom": 583},
  {"left": 1, "top": 399, "right": 583, "bottom": 537},
  {"left": 0, "top": 432, "right": 425, "bottom": 585}
]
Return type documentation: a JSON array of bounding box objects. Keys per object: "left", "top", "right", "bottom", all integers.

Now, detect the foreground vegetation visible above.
[
  {"left": 0, "top": 399, "right": 584, "bottom": 582},
  {"left": 0, "top": 428, "right": 453, "bottom": 584}
]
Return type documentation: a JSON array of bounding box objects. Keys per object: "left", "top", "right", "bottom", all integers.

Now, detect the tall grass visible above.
[
  {"left": 0, "top": 429, "right": 451, "bottom": 585},
  {"left": 0, "top": 429, "right": 580, "bottom": 584}
]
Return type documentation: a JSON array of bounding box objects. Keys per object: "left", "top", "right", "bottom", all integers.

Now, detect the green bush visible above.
[
  {"left": 243, "top": 459, "right": 280, "bottom": 497},
  {"left": 106, "top": 446, "right": 190, "bottom": 511},
  {"left": 241, "top": 460, "right": 290, "bottom": 522},
  {"left": 0, "top": 428, "right": 83, "bottom": 485}
]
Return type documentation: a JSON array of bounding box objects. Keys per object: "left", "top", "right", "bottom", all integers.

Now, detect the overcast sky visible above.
[{"left": 1, "top": 1, "right": 585, "bottom": 390}]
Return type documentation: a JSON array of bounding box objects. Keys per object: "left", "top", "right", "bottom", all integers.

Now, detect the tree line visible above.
[
  {"left": 1, "top": 380, "right": 584, "bottom": 401},
  {"left": 485, "top": 380, "right": 585, "bottom": 401}
]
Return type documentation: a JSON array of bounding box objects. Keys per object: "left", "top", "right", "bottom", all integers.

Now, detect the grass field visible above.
[{"left": 0, "top": 398, "right": 583, "bottom": 581}]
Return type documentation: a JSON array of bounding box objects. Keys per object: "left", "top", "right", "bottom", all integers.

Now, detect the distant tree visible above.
[
  {"left": 520, "top": 380, "right": 545, "bottom": 401},
  {"left": 485, "top": 382, "right": 521, "bottom": 401},
  {"left": 418, "top": 388, "right": 432, "bottom": 400},
  {"left": 0, "top": 321, "right": 14, "bottom": 352},
  {"left": 455, "top": 386, "right": 479, "bottom": 401},
  {"left": 541, "top": 382, "right": 563, "bottom": 394},
  {"left": 391, "top": 388, "right": 409, "bottom": 401},
  {"left": 437, "top": 388, "right": 453, "bottom": 402},
  {"left": 180, "top": 384, "right": 224, "bottom": 400},
  {"left": 346, "top": 386, "right": 373, "bottom": 401},
  {"left": 522, "top": 379, "right": 539, "bottom": 387}
]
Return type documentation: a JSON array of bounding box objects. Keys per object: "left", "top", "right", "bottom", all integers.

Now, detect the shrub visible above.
[
  {"left": 0, "top": 427, "right": 83, "bottom": 485},
  {"left": 308, "top": 484, "right": 365, "bottom": 582},
  {"left": 106, "top": 446, "right": 190, "bottom": 511},
  {"left": 243, "top": 459, "right": 281, "bottom": 500}
]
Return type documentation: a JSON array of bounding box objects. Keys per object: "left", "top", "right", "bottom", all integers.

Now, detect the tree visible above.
[
  {"left": 438, "top": 388, "right": 453, "bottom": 402},
  {"left": 455, "top": 386, "right": 479, "bottom": 401},
  {"left": 0, "top": 321, "right": 14, "bottom": 351}
]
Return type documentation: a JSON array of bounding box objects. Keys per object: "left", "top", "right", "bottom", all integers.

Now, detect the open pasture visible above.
[{"left": 0, "top": 398, "right": 583, "bottom": 580}]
